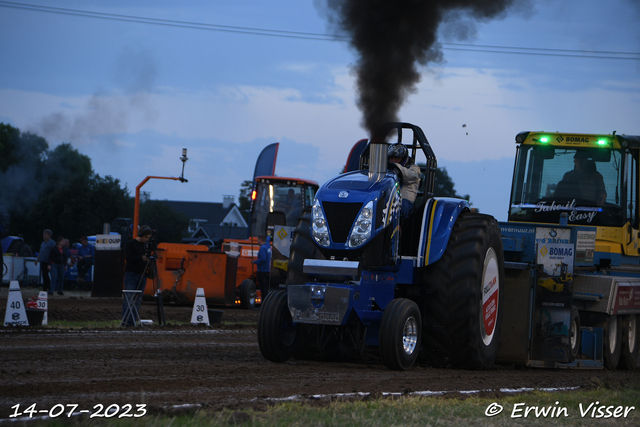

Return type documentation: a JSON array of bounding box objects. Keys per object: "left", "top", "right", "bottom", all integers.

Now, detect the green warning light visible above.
[
  {"left": 597, "top": 139, "right": 607, "bottom": 146},
  {"left": 540, "top": 137, "right": 549, "bottom": 143}
]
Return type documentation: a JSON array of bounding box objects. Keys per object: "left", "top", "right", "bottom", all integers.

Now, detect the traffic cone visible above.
[
  {"left": 190, "top": 288, "right": 210, "bottom": 326},
  {"left": 37, "top": 291, "right": 48, "bottom": 325},
  {"left": 4, "top": 281, "right": 29, "bottom": 326}
]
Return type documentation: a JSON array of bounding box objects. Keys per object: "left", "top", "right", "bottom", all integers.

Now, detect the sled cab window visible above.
[
  {"left": 625, "top": 150, "right": 639, "bottom": 228},
  {"left": 509, "top": 145, "right": 623, "bottom": 227}
]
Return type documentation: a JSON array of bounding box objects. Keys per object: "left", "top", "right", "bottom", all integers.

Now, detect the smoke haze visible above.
[
  {"left": 319, "top": 0, "right": 531, "bottom": 135},
  {"left": 35, "top": 48, "right": 158, "bottom": 146}
]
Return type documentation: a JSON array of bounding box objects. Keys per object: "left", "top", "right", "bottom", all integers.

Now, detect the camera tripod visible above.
[{"left": 141, "top": 251, "right": 165, "bottom": 325}]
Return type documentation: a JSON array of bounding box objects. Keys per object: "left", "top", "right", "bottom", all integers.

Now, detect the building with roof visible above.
[{"left": 160, "top": 195, "right": 248, "bottom": 247}]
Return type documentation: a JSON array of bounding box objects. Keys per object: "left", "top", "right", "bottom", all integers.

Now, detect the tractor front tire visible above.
[
  {"left": 422, "top": 212, "right": 505, "bottom": 370},
  {"left": 257, "top": 290, "right": 297, "bottom": 363},
  {"left": 380, "top": 298, "right": 421, "bottom": 370},
  {"left": 239, "top": 279, "right": 257, "bottom": 310}
]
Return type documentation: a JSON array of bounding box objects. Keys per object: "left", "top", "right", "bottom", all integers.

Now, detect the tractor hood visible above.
[
  {"left": 312, "top": 170, "right": 401, "bottom": 251},
  {"left": 320, "top": 170, "right": 397, "bottom": 203}
]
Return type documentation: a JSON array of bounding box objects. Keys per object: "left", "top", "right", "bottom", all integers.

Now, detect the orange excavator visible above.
[{"left": 141, "top": 144, "right": 319, "bottom": 309}]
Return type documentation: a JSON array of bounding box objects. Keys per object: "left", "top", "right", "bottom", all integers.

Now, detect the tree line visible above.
[
  {"left": 0, "top": 123, "right": 188, "bottom": 254},
  {"left": 2, "top": 122, "right": 468, "bottom": 253}
]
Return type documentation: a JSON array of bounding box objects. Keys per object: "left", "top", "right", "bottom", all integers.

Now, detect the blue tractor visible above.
[{"left": 257, "top": 123, "right": 505, "bottom": 370}]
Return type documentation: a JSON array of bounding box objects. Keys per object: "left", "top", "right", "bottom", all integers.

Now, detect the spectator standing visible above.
[
  {"left": 121, "top": 226, "right": 152, "bottom": 326},
  {"left": 62, "top": 238, "right": 71, "bottom": 290},
  {"left": 76, "top": 236, "right": 95, "bottom": 283},
  {"left": 48, "top": 236, "right": 66, "bottom": 295},
  {"left": 34, "top": 229, "right": 55, "bottom": 293},
  {"left": 253, "top": 234, "right": 271, "bottom": 304}
]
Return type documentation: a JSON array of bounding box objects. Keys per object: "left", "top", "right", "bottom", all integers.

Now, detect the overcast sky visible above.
[{"left": 1, "top": 0, "right": 639, "bottom": 221}]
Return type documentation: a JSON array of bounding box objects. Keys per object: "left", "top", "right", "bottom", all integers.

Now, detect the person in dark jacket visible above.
[
  {"left": 253, "top": 234, "right": 271, "bottom": 303},
  {"left": 553, "top": 151, "right": 607, "bottom": 205},
  {"left": 35, "top": 229, "right": 55, "bottom": 293},
  {"left": 121, "top": 226, "right": 152, "bottom": 326},
  {"left": 76, "top": 236, "right": 95, "bottom": 282},
  {"left": 47, "top": 236, "right": 66, "bottom": 295}
]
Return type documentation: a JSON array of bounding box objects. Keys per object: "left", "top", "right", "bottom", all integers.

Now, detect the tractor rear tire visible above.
[
  {"left": 285, "top": 209, "right": 324, "bottom": 286},
  {"left": 239, "top": 279, "right": 257, "bottom": 310},
  {"left": 422, "top": 212, "right": 505, "bottom": 370},
  {"left": 257, "top": 290, "right": 297, "bottom": 363},
  {"left": 619, "top": 314, "right": 638, "bottom": 370},
  {"left": 380, "top": 298, "right": 421, "bottom": 370},
  {"left": 569, "top": 306, "right": 581, "bottom": 363}
]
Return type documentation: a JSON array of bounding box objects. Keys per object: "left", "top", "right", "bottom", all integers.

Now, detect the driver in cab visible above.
[
  {"left": 388, "top": 143, "right": 421, "bottom": 217},
  {"left": 553, "top": 151, "right": 607, "bottom": 205}
]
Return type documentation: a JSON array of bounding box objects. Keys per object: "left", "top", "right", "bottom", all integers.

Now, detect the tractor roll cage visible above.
[{"left": 359, "top": 122, "right": 437, "bottom": 208}]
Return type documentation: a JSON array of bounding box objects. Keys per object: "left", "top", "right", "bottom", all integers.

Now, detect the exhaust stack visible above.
[{"left": 368, "top": 141, "right": 388, "bottom": 181}]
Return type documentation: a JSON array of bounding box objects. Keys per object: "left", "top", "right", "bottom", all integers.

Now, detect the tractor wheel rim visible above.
[
  {"left": 609, "top": 316, "right": 618, "bottom": 350},
  {"left": 628, "top": 315, "right": 637, "bottom": 354},
  {"left": 402, "top": 316, "right": 418, "bottom": 355}
]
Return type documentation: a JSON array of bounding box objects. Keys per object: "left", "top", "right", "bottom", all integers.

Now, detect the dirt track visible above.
[{"left": 1, "top": 290, "right": 639, "bottom": 419}]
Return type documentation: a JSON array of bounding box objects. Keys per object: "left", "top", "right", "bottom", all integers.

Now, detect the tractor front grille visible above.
[{"left": 322, "top": 201, "right": 362, "bottom": 244}]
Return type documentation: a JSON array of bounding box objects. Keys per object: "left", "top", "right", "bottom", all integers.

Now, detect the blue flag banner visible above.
[{"left": 253, "top": 143, "right": 279, "bottom": 179}]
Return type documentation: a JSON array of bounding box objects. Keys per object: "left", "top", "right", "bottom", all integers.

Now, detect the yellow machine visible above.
[{"left": 500, "top": 131, "right": 640, "bottom": 370}]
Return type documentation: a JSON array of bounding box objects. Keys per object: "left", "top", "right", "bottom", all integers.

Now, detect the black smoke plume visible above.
[{"left": 321, "top": 0, "right": 529, "bottom": 135}]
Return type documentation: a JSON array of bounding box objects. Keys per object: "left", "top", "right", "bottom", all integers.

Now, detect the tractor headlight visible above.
[
  {"left": 348, "top": 201, "right": 373, "bottom": 248},
  {"left": 312, "top": 198, "right": 330, "bottom": 247},
  {"left": 310, "top": 285, "right": 326, "bottom": 300}
]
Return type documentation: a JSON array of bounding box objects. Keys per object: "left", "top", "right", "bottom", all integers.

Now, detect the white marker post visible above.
[
  {"left": 190, "top": 287, "right": 210, "bottom": 326},
  {"left": 4, "top": 281, "right": 29, "bottom": 326},
  {"left": 37, "top": 291, "right": 48, "bottom": 325}
]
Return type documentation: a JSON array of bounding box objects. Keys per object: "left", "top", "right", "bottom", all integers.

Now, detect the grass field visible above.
[{"left": 19, "top": 387, "right": 639, "bottom": 426}]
